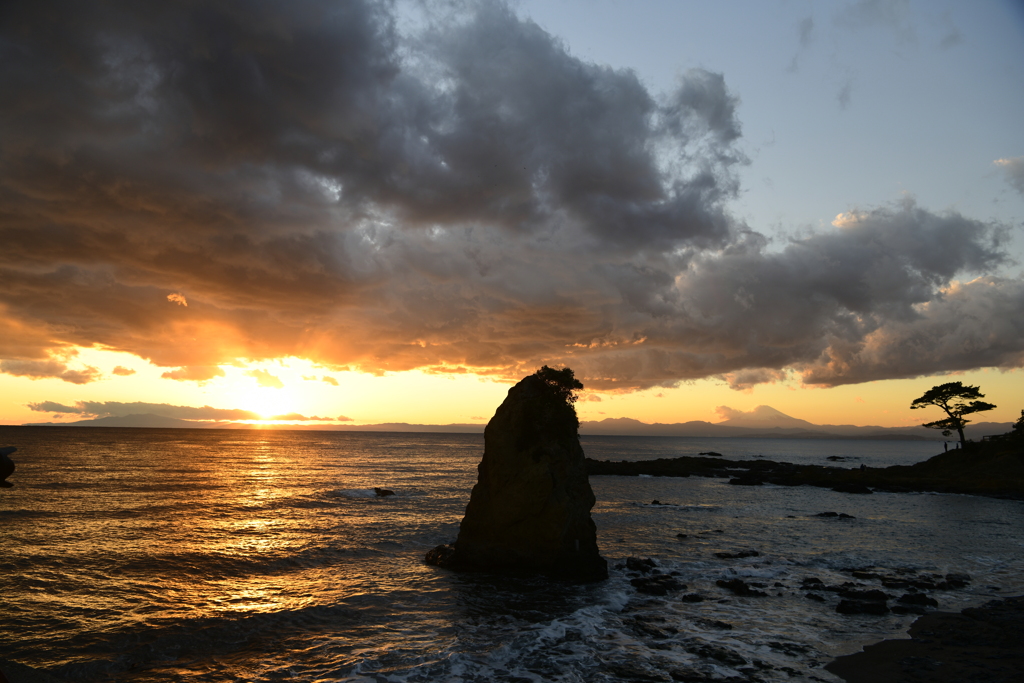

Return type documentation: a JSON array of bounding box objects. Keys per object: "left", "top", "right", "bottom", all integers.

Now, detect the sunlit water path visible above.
[{"left": 1, "top": 427, "right": 1022, "bottom": 682}]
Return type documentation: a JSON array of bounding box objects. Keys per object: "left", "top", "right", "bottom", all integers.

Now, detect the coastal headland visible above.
[{"left": 586, "top": 435, "right": 1024, "bottom": 500}]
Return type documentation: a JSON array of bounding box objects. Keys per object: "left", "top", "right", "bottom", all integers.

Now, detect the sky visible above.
[{"left": 1, "top": 0, "right": 1022, "bottom": 429}]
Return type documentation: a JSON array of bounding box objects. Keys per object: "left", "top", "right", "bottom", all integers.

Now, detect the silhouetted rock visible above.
[
  {"left": 631, "top": 574, "right": 686, "bottom": 596},
  {"left": 898, "top": 592, "right": 938, "bottom": 608},
  {"left": 728, "top": 476, "right": 763, "bottom": 486},
  {"left": 373, "top": 487, "right": 394, "bottom": 497},
  {"left": 716, "top": 578, "right": 768, "bottom": 597},
  {"left": 714, "top": 550, "right": 759, "bottom": 559},
  {"left": 0, "top": 446, "right": 15, "bottom": 488},
  {"left": 837, "top": 598, "right": 890, "bottom": 615},
  {"left": 832, "top": 483, "right": 873, "bottom": 494},
  {"left": 424, "top": 368, "right": 607, "bottom": 581},
  {"left": 626, "top": 556, "right": 657, "bottom": 573}
]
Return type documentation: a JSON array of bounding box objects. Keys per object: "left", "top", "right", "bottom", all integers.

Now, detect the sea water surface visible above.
[{"left": 1, "top": 427, "right": 1022, "bottom": 682}]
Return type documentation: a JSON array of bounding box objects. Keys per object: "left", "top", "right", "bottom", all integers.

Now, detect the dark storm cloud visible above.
[{"left": 1, "top": 0, "right": 1021, "bottom": 393}]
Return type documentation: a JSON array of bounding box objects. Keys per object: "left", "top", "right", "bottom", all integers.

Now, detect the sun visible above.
[{"left": 211, "top": 366, "right": 308, "bottom": 420}]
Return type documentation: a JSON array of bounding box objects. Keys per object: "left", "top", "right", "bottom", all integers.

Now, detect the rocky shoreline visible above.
[
  {"left": 825, "top": 595, "right": 1024, "bottom": 682},
  {"left": 585, "top": 439, "right": 1024, "bottom": 499}
]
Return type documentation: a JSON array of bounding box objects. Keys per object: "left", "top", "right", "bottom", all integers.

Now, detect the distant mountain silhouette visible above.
[
  {"left": 23, "top": 413, "right": 208, "bottom": 429},
  {"left": 22, "top": 409, "right": 1012, "bottom": 440}
]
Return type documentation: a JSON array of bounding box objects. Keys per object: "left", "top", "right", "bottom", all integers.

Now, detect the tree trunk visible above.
[{"left": 957, "top": 426, "right": 966, "bottom": 447}]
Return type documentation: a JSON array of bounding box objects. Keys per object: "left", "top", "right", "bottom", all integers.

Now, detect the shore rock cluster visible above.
[
  {"left": 585, "top": 436, "right": 1024, "bottom": 499},
  {"left": 826, "top": 595, "right": 1024, "bottom": 682}
]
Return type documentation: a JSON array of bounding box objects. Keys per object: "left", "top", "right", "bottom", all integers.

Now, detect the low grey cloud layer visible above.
[
  {"left": 26, "top": 401, "right": 259, "bottom": 421},
  {"left": 1, "top": 0, "right": 1021, "bottom": 393}
]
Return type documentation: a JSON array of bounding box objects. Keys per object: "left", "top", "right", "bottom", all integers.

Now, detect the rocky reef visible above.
[
  {"left": 586, "top": 428, "right": 1024, "bottom": 500},
  {"left": 826, "top": 595, "right": 1024, "bottom": 682},
  {"left": 426, "top": 367, "right": 607, "bottom": 581}
]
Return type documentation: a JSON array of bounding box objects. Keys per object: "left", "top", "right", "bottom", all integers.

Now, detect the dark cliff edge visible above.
[
  {"left": 426, "top": 368, "right": 607, "bottom": 582},
  {"left": 586, "top": 431, "right": 1024, "bottom": 500}
]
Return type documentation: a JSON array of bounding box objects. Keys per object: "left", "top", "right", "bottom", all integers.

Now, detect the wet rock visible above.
[
  {"left": 424, "top": 543, "right": 456, "bottom": 566},
  {"left": 373, "top": 487, "right": 394, "bottom": 497},
  {"left": 714, "top": 550, "right": 759, "bottom": 559},
  {"left": 603, "top": 660, "right": 670, "bottom": 682},
  {"left": 626, "top": 556, "right": 658, "bottom": 573},
  {"left": 424, "top": 367, "right": 606, "bottom": 581},
  {"left": 892, "top": 604, "right": 929, "bottom": 615},
  {"left": 768, "top": 641, "right": 811, "bottom": 656},
  {"left": 839, "top": 588, "right": 890, "bottom": 602},
  {"left": 716, "top": 578, "right": 768, "bottom": 597},
  {"left": 681, "top": 593, "right": 705, "bottom": 603},
  {"left": 667, "top": 666, "right": 719, "bottom": 682},
  {"left": 815, "top": 511, "right": 839, "bottom": 517},
  {"left": 802, "top": 577, "right": 825, "bottom": 587},
  {"left": 693, "top": 617, "right": 733, "bottom": 630},
  {"left": 837, "top": 599, "right": 890, "bottom": 615},
  {"left": 898, "top": 593, "right": 938, "bottom": 607},
  {"left": 698, "top": 451, "right": 722, "bottom": 457},
  {"left": 806, "top": 593, "right": 826, "bottom": 602},
  {"left": 831, "top": 483, "right": 873, "bottom": 494},
  {"left": 686, "top": 644, "right": 747, "bottom": 667},
  {"left": 728, "top": 476, "right": 763, "bottom": 486},
  {"left": 631, "top": 574, "right": 686, "bottom": 596},
  {"left": 675, "top": 533, "right": 688, "bottom": 539},
  {"left": 944, "top": 572, "right": 971, "bottom": 589},
  {"left": 628, "top": 615, "right": 678, "bottom": 639}
]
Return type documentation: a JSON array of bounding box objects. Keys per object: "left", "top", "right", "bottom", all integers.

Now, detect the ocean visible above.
[{"left": 2, "top": 427, "right": 1022, "bottom": 682}]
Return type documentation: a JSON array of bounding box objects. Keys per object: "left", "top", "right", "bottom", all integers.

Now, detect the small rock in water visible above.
[
  {"left": 693, "top": 617, "right": 733, "bottom": 630},
  {"left": 631, "top": 574, "right": 686, "bottom": 596},
  {"left": 681, "top": 593, "right": 705, "bottom": 603},
  {"left": 373, "top": 487, "right": 395, "bottom": 497},
  {"left": 836, "top": 598, "right": 890, "bottom": 615},
  {"left": 675, "top": 533, "right": 688, "bottom": 539},
  {"left": 816, "top": 511, "right": 839, "bottom": 517},
  {"left": 687, "top": 643, "right": 747, "bottom": 667},
  {"left": 944, "top": 572, "right": 971, "bottom": 589},
  {"left": 626, "top": 556, "right": 657, "bottom": 573},
  {"left": 698, "top": 451, "right": 723, "bottom": 457},
  {"left": 716, "top": 578, "right": 768, "bottom": 597},
  {"left": 714, "top": 550, "right": 760, "bottom": 559},
  {"left": 898, "top": 592, "right": 939, "bottom": 607},
  {"left": 839, "top": 588, "right": 890, "bottom": 602},
  {"left": 831, "top": 483, "right": 873, "bottom": 494},
  {"left": 806, "top": 593, "right": 826, "bottom": 602},
  {"left": 0, "top": 446, "right": 16, "bottom": 488}
]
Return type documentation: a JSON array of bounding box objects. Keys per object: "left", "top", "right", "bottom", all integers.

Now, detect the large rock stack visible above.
[{"left": 426, "top": 367, "right": 607, "bottom": 581}]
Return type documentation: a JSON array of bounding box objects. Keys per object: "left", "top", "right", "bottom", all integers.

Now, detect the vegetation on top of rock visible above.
[{"left": 910, "top": 382, "right": 997, "bottom": 446}]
